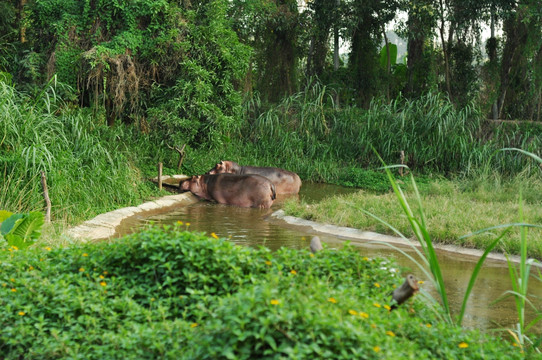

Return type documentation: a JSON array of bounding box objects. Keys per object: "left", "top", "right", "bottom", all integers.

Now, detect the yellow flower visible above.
[
  {"left": 28, "top": 266, "right": 34, "bottom": 271},
  {"left": 176, "top": 221, "right": 183, "bottom": 225},
  {"left": 327, "top": 297, "right": 337, "bottom": 304},
  {"left": 151, "top": 297, "right": 155, "bottom": 302},
  {"left": 458, "top": 342, "right": 468, "bottom": 348},
  {"left": 418, "top": 280, "right": 424, "bottom": 284},
  {"left": 10, "top": 278, "right": 15, "bottom": 282},
  {"left": 82, "top": 253, "right": 88, "bottom": 257},
  {"left": 185, "top": 222, "right": 191, "bottom": 227},
  {"left": 374, "top": 283, "right": 381, "bottom": 288},
  {"left": 265, "top": 260, "right": 272, "bottom": 266},
  {"left": 373, "top": 303, "right": 381, "bottom": 308},
  {"left": 270, "top": 299, "right": 279, "bottom": 305},
  {"left": 103, "top": 271, "right": 108, "bottom": 275},
  {"left": 1, "top": 283, "right": 5, "bottom": 287},
  {"left": 190, "top": 323, "right": 198, "bottom": 328},
  {"left": 309, "top": 253, "right": 315, "bottom": 258},
  {"left": 211, "top": 232, "right": 219, "bottom": 239},
  {"left": 45, "top": 247, "right": 52, "bottom": 251},
  {"left": 384, "top": 305, "right": 391, "bottom": 311},
  {"left": 426, "top": 323, "right": 432, "bottom": 328},
  {"left": 348, "top": 309, "right": 358, "bottom": 316},
  {"left": 386, "top": 331, "right": 396, "bottom": 337},
  {"left": 11, "top": 246, "right": 19, "bottom": 251},
  {"left": 79, "top": 267, "right": 85, "bottom": 272},
  {"left": 290, "top": 270, "right": 297, "bottom": 275},
  {"left": 301, "top": 236, "right": 306, "bottom": 241},
  {"left": 363, "top": 257, "right": 369, "bottom": 261},
  {"left": 359, "top": 312, "right": 369, "bottom": 319},
  {"left": 99, "top": 275, "right": 105, "bottom": 279},
  {"left": 11, "top": 288, "right": 16, "bottom": 292},
  {"left": 100, "top": 281, "right": 107, "bottom": 287},
  {"left": 18, "top": 311, "right": 25, "bottom": 316},
  {"left": 371, "top": 323, "right": 377, "bottom": 329},
  {"left": 373, "top": 346, "right": 381, "bottom": 352}
]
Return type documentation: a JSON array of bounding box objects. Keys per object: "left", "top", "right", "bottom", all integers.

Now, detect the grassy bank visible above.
[
  {"left": 0, "top": 226, "right": 525, "bottom": 359},
  {"left": 283, "top": 172, "right": 542, "bottom": 260}
]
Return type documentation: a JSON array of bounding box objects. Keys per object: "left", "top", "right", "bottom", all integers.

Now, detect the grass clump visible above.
[{"left": 0, "top": 226, "right": 524, "bottom": 359}]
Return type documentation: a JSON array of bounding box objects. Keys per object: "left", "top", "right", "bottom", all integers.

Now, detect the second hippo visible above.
[
  {"left": 180, "top": 173, "right": 276, "bottom": 209},
  {"left": 207, "top": 160, "right": 301, "bottom": 194}
]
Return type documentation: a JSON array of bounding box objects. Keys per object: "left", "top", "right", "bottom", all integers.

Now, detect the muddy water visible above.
[{"left": 119, "top": 183, "right": 542, "bottom": 333}]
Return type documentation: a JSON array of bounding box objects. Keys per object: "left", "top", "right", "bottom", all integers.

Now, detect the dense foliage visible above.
[
  {"left": 2, "top": 0, "right": 541, "bottom": 123},
  {"left": 0, "top": 226, "right": 525, "bottom": 359}
]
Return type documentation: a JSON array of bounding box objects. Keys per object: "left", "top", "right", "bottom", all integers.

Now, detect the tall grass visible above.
[
  {"left": 0, "top": 80, "right": 157, "bottom": 224},
  {"left": 242, "top": 85, "right": 541, "bottom": 182}
]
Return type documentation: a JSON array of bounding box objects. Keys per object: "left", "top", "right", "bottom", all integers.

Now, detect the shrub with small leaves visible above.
[{"left": 0, "top": 225, "right": 524, "bottom": 359}]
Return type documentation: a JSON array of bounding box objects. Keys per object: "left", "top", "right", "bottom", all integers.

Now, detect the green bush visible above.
[
  {"left": 337, "top": 168, "right": 390, "bottom": 192},
  {"left": 0, "top": 226, "right": 524, "bottom": 359}
]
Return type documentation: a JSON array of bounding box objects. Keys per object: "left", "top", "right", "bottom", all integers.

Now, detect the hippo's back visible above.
[{"left": 239, "top": 166, "right": 301, "bottom": 194}]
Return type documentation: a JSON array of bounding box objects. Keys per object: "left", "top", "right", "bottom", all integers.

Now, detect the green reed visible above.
[{"left": 360, "top": 148, "right": 540, "bottom": 327}]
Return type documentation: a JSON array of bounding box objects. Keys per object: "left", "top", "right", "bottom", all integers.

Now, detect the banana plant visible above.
[{"left": 0, "top": 210, "right": 45, "bottom": 249}]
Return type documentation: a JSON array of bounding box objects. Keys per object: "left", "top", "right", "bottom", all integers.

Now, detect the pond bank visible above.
[
  {"left": 270, "top": 209, "right": 523, "bottom": 265},
  {"left": 66, "top": 189, "right": 522, "bottom": 266}
]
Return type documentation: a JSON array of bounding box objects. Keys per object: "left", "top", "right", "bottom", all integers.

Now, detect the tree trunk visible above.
[
  {"left": 333, "top": 0, "right": 340, "bottom": 107},
  {"left": 490, "top": 14, "right": 499, "bottom": 120},
  {"left": 499, "top": 4, "right": 530, "bottom": 120},
  {"left": 18, "top": 0, "right": 27, "bottom": 43},
  {"left": 383, "top": 26, "right": 391, "bottom": 102},
  {"left": 438, "top": 0, "right": 452, "bottom": 101}
]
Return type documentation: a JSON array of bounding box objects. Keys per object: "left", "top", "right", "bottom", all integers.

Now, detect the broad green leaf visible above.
[
  {"left": 12, "top": 211, "right": 45, "bottom": 241},
  {"left": 0, "top": 213, "right": 25, "bottom": 235},
  {"left": 5, "top": 233, "right": 33, "bottom": 249},
  {"left": 379, "top": 43, "right": 397, "bottom": 69}
]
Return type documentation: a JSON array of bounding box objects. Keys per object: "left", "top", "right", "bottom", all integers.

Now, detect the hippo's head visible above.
[
  {"left": 179, "top": 177, "right": 194, "bottom": 192},
  {"left": 207, "top": 160, "right": 240, "bottom": 175},
  {"left": 207, "top": 160, "right": 228, "bottom": 175}
]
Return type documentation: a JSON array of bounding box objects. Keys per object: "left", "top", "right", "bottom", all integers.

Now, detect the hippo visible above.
[
  {"left": 207, "top": 160, "right": 302, "bottom": 194},
  {"left": 180, "top": 173, "right": 276, "bottom": 209}
]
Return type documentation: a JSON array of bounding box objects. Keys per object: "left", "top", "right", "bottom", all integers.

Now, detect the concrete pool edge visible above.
[
  {"left": 65, "top": 192, "right": 199, "bottom": 242},
  {"left": 270, "top": 209, "right": 524, "bottom": 265}
]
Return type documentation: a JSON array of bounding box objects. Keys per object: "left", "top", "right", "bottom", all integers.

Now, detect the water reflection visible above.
[{"left": 120, "top": 182, "right": 542, "bottom": 333}]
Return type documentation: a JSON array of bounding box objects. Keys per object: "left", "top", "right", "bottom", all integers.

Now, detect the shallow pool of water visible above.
[{"left": 118, "top": 182, "right": 542, "bottom": 333}]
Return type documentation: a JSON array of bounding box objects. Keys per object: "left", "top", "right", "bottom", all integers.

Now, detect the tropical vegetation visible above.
[{"left": 1, "top": 0, "right": 541, "bottom": 357}]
